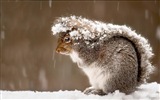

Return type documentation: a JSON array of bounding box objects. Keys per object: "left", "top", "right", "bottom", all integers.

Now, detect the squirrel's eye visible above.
[{"left": 64, "top": 36, "right": 71, "bottom": 43}]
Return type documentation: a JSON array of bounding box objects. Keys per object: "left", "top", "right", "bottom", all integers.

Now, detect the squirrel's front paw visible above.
[{"left": 83, "top": 87, "right": 106, "bottom": 96}]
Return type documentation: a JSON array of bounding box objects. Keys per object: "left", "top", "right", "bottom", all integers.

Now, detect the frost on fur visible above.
[{"left": 52, "top": 15, "right": 154, "bottom": 84}]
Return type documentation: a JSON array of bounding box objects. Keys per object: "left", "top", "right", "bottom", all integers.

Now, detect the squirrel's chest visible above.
[
  {"left": 82, "top": 66, "right": 110, "bottom": 89},
  {"left": 70, "top": 51, "right": 110, "bottom": 89}
]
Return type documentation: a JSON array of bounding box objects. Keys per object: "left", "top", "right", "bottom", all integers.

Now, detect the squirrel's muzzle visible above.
[{"left": 56, "top": 47, "right": 61, "bottom": 53}]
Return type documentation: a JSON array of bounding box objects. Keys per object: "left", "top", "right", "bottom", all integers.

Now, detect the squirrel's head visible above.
[
  {"left": 56, "top": 32, "right": 73, "bottom": 55},
  {"left": 52, "top": 15, "right": 105, "bottom": 55}
]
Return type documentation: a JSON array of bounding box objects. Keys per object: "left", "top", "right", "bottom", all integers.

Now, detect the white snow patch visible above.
[
  {"left": 52, "top": 23, "right": 68, "bottom": 34},
  {"left": 69, "top": 30, "right": 79, "bottom": 37},
  {"left": 1, "top": 82, "right": 159, "bottom": 99}
]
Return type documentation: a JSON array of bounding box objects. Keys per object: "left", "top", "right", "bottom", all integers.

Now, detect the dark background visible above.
[{"left": 0, "top": 0, "right": 159, "bottom": 91}]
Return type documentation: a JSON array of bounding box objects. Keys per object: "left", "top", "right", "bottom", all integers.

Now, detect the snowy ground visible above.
[{"left": 1, "top": 82, "right": 159, "bottom": 100}]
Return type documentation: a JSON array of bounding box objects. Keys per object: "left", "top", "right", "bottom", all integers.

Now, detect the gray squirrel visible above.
[{"left": 52, "top": 16, "right": 154, "bottom": 95}]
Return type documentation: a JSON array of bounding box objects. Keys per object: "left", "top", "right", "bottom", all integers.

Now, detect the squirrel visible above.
[{"left": 51, "top": 16, "right": 154, "bottom": 95}]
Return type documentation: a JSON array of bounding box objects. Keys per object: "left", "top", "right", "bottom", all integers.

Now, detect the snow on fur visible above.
[
  {"left": 1, "top": 82, "right": 160, "bottom": 99},
  {"left": 52, "top": 16, "right": 154, "bottom": 84}
]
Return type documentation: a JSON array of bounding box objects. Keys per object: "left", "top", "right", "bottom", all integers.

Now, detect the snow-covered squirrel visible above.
[{"left": 51, "top": 16, "right": 154, "bottom": 95}]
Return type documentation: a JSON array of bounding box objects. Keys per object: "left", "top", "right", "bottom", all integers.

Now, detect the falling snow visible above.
[
  {"left": 117, "top": 2, "right": 120, "bottom": 11},
  {"left": 22, "top": 67, "right": 27, "bottom": 78},
  {"left": 39, "top": 69, "right": 48, "bottom": 90},
  {"left": 49, "top": 0, "right": 52, "bottom": 8},
  {"left": 40, "top": 1, "right": 42, "bottom": 10},
  {"left": 145, "top": 9, "right": 149, "bottom": 20},
  {"left": 1, "top": 31, "right": 5, "bottom": 39},
  {"left": 156, "top": 26, "right": 160, "bottom": 41}
]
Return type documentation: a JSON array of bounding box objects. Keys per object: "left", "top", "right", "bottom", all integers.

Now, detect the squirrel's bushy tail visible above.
[{"left": 107, "top": 25, "right": 154, "bottom": 84}]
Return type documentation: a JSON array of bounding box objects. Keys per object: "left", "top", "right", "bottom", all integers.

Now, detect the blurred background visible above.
[{"left": 0, "top": 0, "right": 159, "bottom": 91}]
